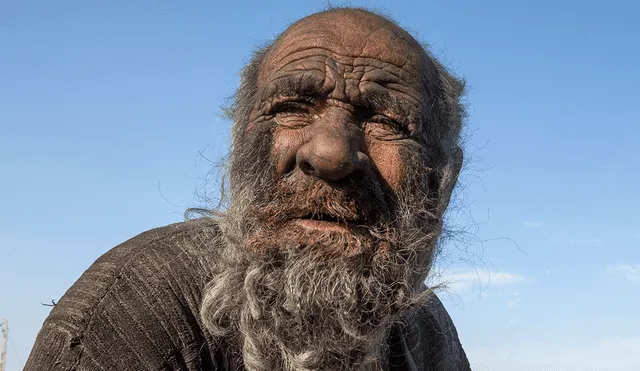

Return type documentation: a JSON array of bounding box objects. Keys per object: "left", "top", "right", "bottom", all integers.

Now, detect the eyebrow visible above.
[{"left": 262, "top": 73, "right": 326, "bottom": 100}]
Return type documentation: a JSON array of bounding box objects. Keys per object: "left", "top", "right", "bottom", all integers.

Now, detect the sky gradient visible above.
[{"left": 1, "top": 1, "right": 639, "bottom": 370}]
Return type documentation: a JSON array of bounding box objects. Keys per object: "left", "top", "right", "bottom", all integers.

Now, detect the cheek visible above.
[
  {"left": 367, "top": 142, "right": 405, "bottom": 193},
  {"left": 271, "top": 126, "right": 307, "bottom": 177},
  {"left": 233, "top": 123, "right": 275, "bottom": 176}
]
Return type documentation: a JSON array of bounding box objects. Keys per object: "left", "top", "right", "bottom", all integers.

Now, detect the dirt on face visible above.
[{"left": 201, "top": 8, "right": 466, "bottom": 371}]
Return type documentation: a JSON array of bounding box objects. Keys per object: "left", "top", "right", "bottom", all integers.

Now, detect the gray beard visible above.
[
  {"left": 200, "top": 209, "right": 438, "bottom": 371},
  {"left": 200, "top": 137, "right": 443, "bottom": 370}
]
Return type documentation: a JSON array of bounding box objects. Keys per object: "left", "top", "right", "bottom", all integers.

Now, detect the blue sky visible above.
[{"left": 1, "top": 1, "right": 638, "bottom": 370}]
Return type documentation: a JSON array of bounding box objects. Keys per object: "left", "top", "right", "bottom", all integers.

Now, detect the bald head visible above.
[{"left": 271, "top": 9, "right": 428, "bottom": 69}]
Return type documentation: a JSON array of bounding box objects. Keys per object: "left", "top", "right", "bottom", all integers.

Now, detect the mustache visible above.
[{"left": 254, "top": 172, "right": 393, "bottom": 226}]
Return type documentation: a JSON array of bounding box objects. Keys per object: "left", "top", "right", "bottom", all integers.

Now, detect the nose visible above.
[{"left": 296, "top": 125, "right": 369, "bottom": 182}]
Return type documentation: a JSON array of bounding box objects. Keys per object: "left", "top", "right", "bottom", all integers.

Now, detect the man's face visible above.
[
  {"left": 238, "top": 11, "right": 440, "bottom": 253},
  {"left": 203, "top": 10, "right": 461, "bottom": 371}
]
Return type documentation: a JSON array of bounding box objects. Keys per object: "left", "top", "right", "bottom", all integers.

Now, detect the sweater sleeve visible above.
[{"left": 24, "top": 220, "right": 222, "bottom": 371}]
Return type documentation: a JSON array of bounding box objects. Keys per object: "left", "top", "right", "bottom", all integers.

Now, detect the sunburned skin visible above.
[{"left": 248, "top": 11, "right": 434, "bottom": 209}]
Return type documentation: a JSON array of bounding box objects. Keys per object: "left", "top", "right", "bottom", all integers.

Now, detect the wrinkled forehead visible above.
[{"left": 258, "top": 10, "right": 432, "bottom": 89}]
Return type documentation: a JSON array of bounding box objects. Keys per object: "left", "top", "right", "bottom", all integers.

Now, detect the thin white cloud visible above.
[
  {"left": 467, "top": 337, "right": 640, "bottom": 371},
  {"left": 524, "top": 221, "right": 544, "bottom": 228},
  {"left": 607, "top": 263, "right": 640, "bottom": 282},
  {"left": 441, "top": 269, "right": 530, "bottom": 293}
]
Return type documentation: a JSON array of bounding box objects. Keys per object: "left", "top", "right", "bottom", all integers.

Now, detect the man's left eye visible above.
[
  {"left": 366, "top": 115, "right": 409, "bottom": 136},
  {"left": 369, "top": 114, "right": 397, "bottom": 125}
]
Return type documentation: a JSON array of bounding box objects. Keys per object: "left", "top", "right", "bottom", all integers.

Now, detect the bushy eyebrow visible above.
[{"left": 262, "top": 74, "right": 326, "bottom": 100}]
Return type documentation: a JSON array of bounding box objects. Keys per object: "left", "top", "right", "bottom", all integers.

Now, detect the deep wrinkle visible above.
[
  {"left": 260, "top": 62, "right": 424, "bottom": 126},
  {"left": 202, "top": 9, "right": 467, "bottom": 371}
]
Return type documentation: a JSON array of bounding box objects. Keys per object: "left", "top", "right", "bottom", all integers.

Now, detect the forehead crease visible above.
[
  {"left": 269, "top": 46, "right": 342, "bottom": 67},
  {"left": 356, "top": 60, "right": 420, "bottom": 89},
  {"left": 260, "top": 26, "right": 428, "bottom": 108},
  {"left": 267, "top": 50, "right": 421, "bottom": 88},
  {"left": 272, "top": 43, "right": 415, "bottom": 70}
]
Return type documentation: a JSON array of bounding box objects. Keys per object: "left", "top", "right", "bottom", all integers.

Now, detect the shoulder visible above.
[
  {"left": 25, "top": 218, "right": 223, "bottom": 370},
  {"left": 96, "top": 217, "right": 222, "bottom": 270},
  {"left": 393, "top": 292, "right": 472, "bottom": 371},
  {"left": 62, "top": 217, "right": 223, "bottom": 324}
]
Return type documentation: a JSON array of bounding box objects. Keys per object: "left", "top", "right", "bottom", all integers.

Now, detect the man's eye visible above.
[
  {"left": 368, "top": 114, "right": 396, "bottom": 125},
  {"left": 272, "top": 101, "right": 313, "bottom": 115},
  {"left": 366, "top": 115, "right": 408, "bottom": 135}
]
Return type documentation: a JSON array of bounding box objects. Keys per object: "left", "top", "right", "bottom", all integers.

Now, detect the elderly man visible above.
[{"left": 25, "top": 8, "right": 470, "bottom": 371}]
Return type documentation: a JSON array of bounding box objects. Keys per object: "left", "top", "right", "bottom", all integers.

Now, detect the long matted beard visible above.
[
  {"left": 201, "top": 202, "right": 440, "bottom": 369},
  {"left": 202, "top": 221, "right": 437, "bottom": 371},
  {"left": 201, "top": 130, "right": 443, "bottom": 371}
]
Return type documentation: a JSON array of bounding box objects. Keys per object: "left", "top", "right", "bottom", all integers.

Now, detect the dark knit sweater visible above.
[{"left": 24, "top": 218, "right": 471, "bottom": 370}]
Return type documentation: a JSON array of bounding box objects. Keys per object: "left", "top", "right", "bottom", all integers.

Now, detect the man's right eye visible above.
[
  {"left": 270, "top": 100, "right": 316, "bottom": 128},
  {"left": 272, "top": 101, "right": 313, "bottom": 115}
]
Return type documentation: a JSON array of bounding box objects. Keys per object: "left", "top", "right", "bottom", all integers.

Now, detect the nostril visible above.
[{"left": 299, "top": 160, "right": 316, "bottom": 176}]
